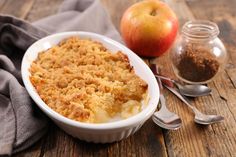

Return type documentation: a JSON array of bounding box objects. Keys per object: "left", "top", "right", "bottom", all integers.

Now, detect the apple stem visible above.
[{"left": 150, "top": 10, "right": 157, "bottom": 16}]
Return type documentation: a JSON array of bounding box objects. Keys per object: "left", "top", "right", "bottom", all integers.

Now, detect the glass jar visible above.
[{"left": 170, "top": 20, "right": 227, "bottom": 84}]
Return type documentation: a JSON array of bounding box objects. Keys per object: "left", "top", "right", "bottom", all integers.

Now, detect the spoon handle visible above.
[
  {"left": 164, "top": 85, "right": 195, "bottom": 110},
  {"left": 150, "top": 64, "right": 168, "bottom": 111},
  {"left": 150, "top": 64, "right": 164, "bottom": 90},
  {"left": 150, "top": 64, "right": 174, "bottom": 88},
  {"left": 154, "top": 74, "right": 173, "bottom": 82}
]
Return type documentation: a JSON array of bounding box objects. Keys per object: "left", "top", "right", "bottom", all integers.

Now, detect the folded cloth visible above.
[{"left": 0, "top": 0, "right": 122, "bottom": 155}]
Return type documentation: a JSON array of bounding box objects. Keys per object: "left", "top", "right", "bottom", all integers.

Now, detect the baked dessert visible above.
[{"left": 30, "top": 37, "right": 148, "bottom": 123}]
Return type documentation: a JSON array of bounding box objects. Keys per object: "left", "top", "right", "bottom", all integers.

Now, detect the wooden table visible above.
[{"left": 1, "top": 0, "right": 236, "bottom": 156}]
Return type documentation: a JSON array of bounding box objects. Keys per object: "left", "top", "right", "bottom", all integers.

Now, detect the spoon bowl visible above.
[
  {"left": 175, "top": 82, "right": 212, "bottom": 97},
  {"left": 152, "top": 115, "right": 182, "bottom": 130},
  {"left": 193, "top": 109, "right": 224, "bottom": 125},
  {"left": 152, "top": 95, "right": 182, "bottom": 130}
]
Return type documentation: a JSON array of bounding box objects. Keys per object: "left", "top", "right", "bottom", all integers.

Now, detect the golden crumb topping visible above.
[{"left": 30, "top": 37, "right": 148, "bottom": 123}]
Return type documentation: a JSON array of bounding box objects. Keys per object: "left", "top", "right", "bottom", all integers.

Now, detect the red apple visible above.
[{"left": 120, "top": 0, "right": 178, "bottom": 57}]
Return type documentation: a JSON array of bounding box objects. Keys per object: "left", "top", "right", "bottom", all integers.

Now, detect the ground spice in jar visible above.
[{"left": 177, "top": 44, "right": 220, "bottom": 82}]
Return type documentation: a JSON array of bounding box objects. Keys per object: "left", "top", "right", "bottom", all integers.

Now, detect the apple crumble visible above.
[{"left": 30, "top": 37, "right": 148, "bottom": 123}]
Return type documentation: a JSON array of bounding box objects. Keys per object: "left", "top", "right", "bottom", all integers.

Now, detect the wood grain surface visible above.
[{"left": 0, "top": 0, "right": 235, "bottom": 157}]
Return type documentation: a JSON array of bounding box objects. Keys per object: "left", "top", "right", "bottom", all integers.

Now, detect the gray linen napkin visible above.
[{"left": 0, "top": 0, "right": 122, "bottom": 155}]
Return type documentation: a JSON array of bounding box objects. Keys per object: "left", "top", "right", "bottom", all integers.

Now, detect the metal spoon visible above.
[
  {"left": 152, "top": 74, "right": 182, "bottom": 130},
  {"left": 152, "top": 95, "right": 182, "bottom": 130},
  {"left": 155, "top": 74, "right": 212, "bottom": 97},
  {"left": 165, "top": 85, "right": 224, "bottom": 125}
]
